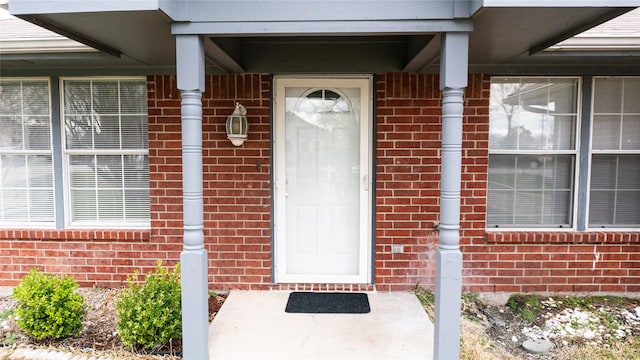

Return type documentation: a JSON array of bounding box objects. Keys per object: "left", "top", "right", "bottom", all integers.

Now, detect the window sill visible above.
[
  {"left": 0, "top": 228, "right": 151, "bottom": 241},
  {"left": 486, "top": 227, "right": 576, "bottom": 232},
  {"left": 486, "top": 230, "right": 640, "bottom": 244}
]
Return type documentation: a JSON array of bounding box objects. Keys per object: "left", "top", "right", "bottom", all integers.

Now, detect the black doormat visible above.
[{"left": 285, "top": 292, "right": 370, "bottom": 314}]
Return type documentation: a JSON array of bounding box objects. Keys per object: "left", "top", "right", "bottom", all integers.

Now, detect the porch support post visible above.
[
  {"left": 176, "top": 34, "right": 208, "bottom": 360},
  {"left": 434, "top": 31, "right": 468, "bottom": 360}
]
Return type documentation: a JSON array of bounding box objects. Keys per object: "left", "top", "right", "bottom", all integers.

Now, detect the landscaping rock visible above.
[{"left": 522, "top": 338, "right": 554, "bottom": 354}]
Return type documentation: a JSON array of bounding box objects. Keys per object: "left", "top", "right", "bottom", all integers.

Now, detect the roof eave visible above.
[
  {"left": 0, "top": 37, "right": 96, "bottom": 54},
  {"left": 8, "top": 0, "right": 161, "bottom": 15}
]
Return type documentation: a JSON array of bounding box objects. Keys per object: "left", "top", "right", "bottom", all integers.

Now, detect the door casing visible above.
[{"left": 273, "top": 76, "right": 374, "bottom": 284}]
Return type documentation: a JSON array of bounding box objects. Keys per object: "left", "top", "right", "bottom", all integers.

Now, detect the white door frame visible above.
[{"left": 273, "top": 76, "right": 373, "bottom": 284}]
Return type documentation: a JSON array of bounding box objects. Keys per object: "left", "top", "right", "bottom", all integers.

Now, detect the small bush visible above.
[
  {"left": 116, "top": 262, "right": 182, "bottom": 350},
  {"left": 12, "top": 269, "right": 86, "bottom": 340}
]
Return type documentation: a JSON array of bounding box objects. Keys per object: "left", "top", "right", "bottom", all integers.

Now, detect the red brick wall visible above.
[
  {"left": 148, "top": 74, "right": 273, "bottom": 290},
  {"left": 375, "top": 73, "right": 441, "bottom": 290},
  {"left": 373, "top": 73, "right": 490, "bottom": 291},
  {"left": 1, "top": 73, "right": 638, "bottom": 294},
  {"left": 0, "top": 230, "right": 150, "bottom": 287},
  {"left": 473, "top": 232, "right": 640, "bottom": 293}
]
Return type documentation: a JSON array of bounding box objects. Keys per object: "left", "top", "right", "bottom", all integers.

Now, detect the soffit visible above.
[
  {"left": 463, "top": 6, "right": 639, "bottom": 74},
  {"left": 547, "top": 8, "right": 640, "bottom": 52},
  {"left": 1, "top": 2, "right": 638, "bottom": 75}
]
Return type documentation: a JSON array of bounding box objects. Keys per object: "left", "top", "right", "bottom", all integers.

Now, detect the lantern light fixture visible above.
[{"left": 226, "top": 102, "right": 248, "bottom": 146}]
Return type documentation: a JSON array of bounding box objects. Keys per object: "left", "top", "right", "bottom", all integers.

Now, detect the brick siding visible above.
[
  {"left": 0, "top": 73, "right": 638, "bottom": 293},
  {"left": 148, "top": 74, "right": 273, "bottom": 290}
]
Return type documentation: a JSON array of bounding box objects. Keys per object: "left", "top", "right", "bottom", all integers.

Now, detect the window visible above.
[
  {"left": 62, "top": 78, "right": 149, "bottom": 226},
  {"left": 0, "top": 77, "right": 149, "bottom": 228},
  {"left": 589, "top": 77, "right": 640, "bottom": 228},
  {"left": 488, "top": 78, "right": 579, "bottom": 228},
  {"left": 0, "top": 79, "right": 54, "bottom": 225}
]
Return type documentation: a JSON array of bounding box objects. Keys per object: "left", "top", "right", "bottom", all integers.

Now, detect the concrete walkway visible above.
[{"left": 209, "top": 291, "right": 434, "bottom": 360}]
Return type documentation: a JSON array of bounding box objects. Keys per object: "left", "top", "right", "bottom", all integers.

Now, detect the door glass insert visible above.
[{"left": 284, "top": 87, "right": 361, "bottom": 276}]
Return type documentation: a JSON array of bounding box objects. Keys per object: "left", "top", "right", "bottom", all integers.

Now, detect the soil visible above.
[{"left": 467, "top": 300, "right": 540, "bottom": 359}]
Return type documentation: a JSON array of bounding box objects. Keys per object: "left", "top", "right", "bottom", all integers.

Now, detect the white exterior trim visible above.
[
  {"left": 0, "top": 38, "right": 95, "bottom": 54},
  {"left": 59, "top": 76, "right": 150, "bottom": 229},
  {"left": 273, "top": 76, "right": 373, "bottom": 284}
]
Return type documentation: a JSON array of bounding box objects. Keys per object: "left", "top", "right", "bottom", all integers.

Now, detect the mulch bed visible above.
[{"left": 0, "top": 289, "right": 227, "bottom": 358}]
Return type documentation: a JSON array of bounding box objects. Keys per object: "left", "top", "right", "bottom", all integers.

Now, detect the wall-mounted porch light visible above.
[{"left": 226, "top": 102, "right": 248, "bottom": 146}]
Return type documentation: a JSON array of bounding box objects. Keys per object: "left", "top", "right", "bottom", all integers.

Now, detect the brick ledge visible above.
[
  {"left": 486, "top": 231, "right": 640, "bottom": 244},
  {"left": 0, "top": 229, "right": 151, "bottom": 241}
]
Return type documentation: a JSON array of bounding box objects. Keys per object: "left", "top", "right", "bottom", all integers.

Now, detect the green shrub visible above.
[
  {"left": 12, "top": 269, "right": 86, "bottom": 340},
  {"left": 116, "top": 262, "right": 182, "bottom": 350}
]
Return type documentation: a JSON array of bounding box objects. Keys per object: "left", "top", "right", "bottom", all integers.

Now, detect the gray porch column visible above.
[
  {"left": 434, "top": 31, "right": 468, "bottom": 360},
  {"left": 176, "top": 34, "right": 209, "bottom": 360}
]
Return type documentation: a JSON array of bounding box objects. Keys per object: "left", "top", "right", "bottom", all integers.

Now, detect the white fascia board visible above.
[
  {"left": 482, "top": 0, "right": 640, "bottom": 6},
  {"left": 0, "top": 37, "right": 96, "bottom": 53},
  {"left": 8, "top": 0, "right": 160, "bottom": 15},
  {"left": 547, "top": 36, "right": 640, "bottom": 50}
]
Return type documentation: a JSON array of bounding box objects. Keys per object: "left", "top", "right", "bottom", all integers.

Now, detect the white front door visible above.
[{"left": 274, "top": 77, "right": 372, "bottom": 284}]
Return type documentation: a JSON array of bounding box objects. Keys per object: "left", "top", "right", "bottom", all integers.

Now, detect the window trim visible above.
[
  {"left": 0, "top": 76, "right": 150, "bottom": 230},
  {"left": 59, "top": 76, "right": 150, "bottom": 229},
  {"left": 487, "top": 76, "right": 582, "bottom": 231},
  {"left": 0, "top": 77, "right": 56, "bottom": 228},
  {"left": 586, "top": 76, "right": 640, "bottom": 230}
]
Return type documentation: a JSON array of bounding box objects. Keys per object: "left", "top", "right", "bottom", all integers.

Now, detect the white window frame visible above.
[
  {"left": 487, "top": 76, "right": 581, "bottom": 231},
  {"left": 60, "top": 77, "right": 150, "bottom": 229},
  {"left": 587, "top": 76, "right": 640, "bottom": 230},
  {"left": 0, "top": 77, "right": 55, "bottom": 228}
]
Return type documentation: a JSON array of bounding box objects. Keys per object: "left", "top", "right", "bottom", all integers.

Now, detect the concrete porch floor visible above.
[{"left": 209, "top": 291, "right": 434, "bottom": 360}]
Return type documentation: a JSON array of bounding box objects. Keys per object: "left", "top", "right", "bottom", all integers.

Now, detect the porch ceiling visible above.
[{"left": 2, "top": 3, "right": 638, "bottom": 75}]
